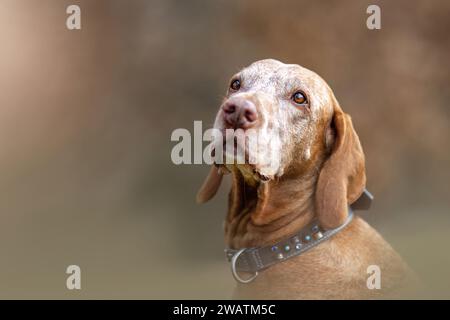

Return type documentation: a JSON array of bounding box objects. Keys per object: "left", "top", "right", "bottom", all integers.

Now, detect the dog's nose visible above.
[{"left": 222, "top": 98, "right": 258, "bottom": 129}]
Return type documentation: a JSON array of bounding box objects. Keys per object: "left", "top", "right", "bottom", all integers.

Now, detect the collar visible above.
[{"left": 224, "top": 189, "right": 373, "bottom": 284}]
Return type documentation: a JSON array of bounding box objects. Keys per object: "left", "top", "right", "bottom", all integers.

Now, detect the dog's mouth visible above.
[
  {"left": 210, "top": 134, "right": 273, "bottom": 183},
  {"left": 210, "top": 135, "right": 275, "bottom": 218},
  {"left": 215, "top": 162, "right": 269, "bottom": 184},
  {"left": 211, "top": 129, "right": 271, "bottom": 176}
]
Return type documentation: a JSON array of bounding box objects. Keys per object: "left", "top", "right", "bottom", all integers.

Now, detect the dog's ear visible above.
[
  {"left": 315, "top": 97, "right": 366, "bottom": 229},
  {"left": 196, "top": 166, "right": 223, "bottom": 204}
]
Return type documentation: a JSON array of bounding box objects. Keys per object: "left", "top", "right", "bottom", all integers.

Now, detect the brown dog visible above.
[{"left": 197, "top": 59, "right": 415, "bottom": 299}]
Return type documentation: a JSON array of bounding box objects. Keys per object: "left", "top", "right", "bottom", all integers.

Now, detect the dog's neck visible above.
[{"left": 224, "top": 166, "right": 318, "bottom": 249}]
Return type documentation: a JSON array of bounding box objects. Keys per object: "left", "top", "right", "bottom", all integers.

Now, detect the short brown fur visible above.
[{"left": 197, "top": 59, "right": 416, "bottom": 299}]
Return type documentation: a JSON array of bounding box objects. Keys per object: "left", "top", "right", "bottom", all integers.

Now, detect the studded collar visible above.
[{"left": 224, "top": 189, "right": 373, "bottom": 284}]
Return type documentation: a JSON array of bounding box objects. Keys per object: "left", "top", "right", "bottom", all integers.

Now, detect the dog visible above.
[{"left": 197, "top": 59, "right": 416, "bottom": 299}]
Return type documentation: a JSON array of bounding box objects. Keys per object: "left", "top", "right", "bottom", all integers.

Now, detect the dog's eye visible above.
[
  {"left": 292, "top": 91, "right": 307, "bottom": 105},
  {"left": 230, "top": 79, "right": 241, "bottom": 91}
]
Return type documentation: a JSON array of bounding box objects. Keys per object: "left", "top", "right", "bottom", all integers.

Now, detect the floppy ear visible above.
[
  {"left": 315, "top": 98, "right": 366, "bottom": 229},
  {"left": 196, "top": 166, "right": 223, "bottom": 204}
]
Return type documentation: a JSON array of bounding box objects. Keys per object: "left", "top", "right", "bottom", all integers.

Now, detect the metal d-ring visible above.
[{"left": 230, "top": 248, "right": 258, "bottom": 284}]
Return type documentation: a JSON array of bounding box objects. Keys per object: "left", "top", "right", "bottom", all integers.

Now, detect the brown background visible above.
[{"left": 0, "top": 0, "right": 449, "bottom": 298}]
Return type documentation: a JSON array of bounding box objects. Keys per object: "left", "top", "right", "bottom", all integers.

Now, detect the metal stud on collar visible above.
[
  {"left": 224, "top": 191, "right": 373, "bottom": 284},
  {"left": 230, "top": 248, "right": 258, "bottom": 284}
]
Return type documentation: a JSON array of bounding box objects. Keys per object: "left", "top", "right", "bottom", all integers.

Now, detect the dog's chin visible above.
[
  {"left": 211, "top": 143, "right": 279, "bottom": 183},
  {"left": 215, "top": 162, "right": 273, "bottom": 186}
]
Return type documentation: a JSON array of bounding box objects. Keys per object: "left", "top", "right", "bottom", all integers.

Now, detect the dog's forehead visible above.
[
  {"left": 242, "top": 60, "right": 324, "bottom": 91},
  {"left": 240, "top": 59, "right": 332, "bottom": 109}
]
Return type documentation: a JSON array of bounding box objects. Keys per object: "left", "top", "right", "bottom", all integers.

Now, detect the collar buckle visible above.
[{"left": 230, "top": 248, "right": 258, "bottom": 284}]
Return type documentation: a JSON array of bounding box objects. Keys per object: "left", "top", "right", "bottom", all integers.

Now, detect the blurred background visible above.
[{"left": 0, "top": 0, "right": 449, "bottom": 298}]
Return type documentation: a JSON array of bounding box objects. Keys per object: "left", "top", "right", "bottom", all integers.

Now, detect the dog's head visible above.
[{"left": 197, "top": 59, "right": 365, "bottom": 229}]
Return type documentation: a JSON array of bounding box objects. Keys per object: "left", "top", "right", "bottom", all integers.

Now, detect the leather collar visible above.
[{"left": 224, "top": 189, "right": 373, "bottom": 284}]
